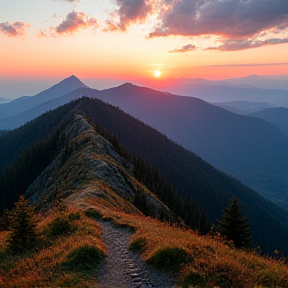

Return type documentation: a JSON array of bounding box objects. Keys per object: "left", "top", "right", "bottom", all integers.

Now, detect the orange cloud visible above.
[
  {"left": 39, "top": 11, "right": 98, "bottom": 36},
  {"left": 169, "top": 44, "right": 197, "bottom": 54},
  {"left": 0, "top": 22, "right": 30, "bottom": 37}
]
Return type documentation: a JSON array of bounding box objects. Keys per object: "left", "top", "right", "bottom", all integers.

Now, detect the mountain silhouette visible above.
[{"left": 0, "top": 75, "right": 88, "bottom": 119}]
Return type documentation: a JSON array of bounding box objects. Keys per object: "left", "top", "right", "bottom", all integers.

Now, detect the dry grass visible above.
[
  {"left": 78, "top": 203, "right": 288, "bottom": 288},
  {"left": 0, "top": 206, "right": 105, "bottom": 288},
  {"left": 1, "top": 197, "right": 288, "bottom": 288}
]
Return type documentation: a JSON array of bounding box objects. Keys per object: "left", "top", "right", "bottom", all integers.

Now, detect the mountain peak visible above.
[
  {"left": 119, "top": 82, "right": 136, "bottom": 88},
  {"left": 59, "top": 75, "right": 88, "bottom": 88}
]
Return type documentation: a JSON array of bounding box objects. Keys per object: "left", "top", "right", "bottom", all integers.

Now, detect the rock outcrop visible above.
[{"left": 26, "top": 113, "right": 177, "bottom": 221}]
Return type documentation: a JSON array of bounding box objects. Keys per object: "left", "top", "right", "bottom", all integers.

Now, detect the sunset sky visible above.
[{"left": 1, "top": 0, "right": 288, "bottom": 98}]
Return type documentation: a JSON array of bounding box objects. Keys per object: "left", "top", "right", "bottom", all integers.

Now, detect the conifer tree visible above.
[
  {"left": 218, "top": 196, "right": 251, "bottom": 249},
  {"left": 7, "top": 195, "right": 37, "bottom": 253},
  {"left": 0, "top": 209, "right": 10, "bottom": 231}
]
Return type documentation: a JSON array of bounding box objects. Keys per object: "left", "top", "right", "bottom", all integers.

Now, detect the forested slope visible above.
[{"left": 0, "top": 97, "right": 287, "bottom": 255}]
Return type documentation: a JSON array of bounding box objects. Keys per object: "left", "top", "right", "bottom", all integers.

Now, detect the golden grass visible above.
[
  {"left": 1, "top": 196, "right": 288, "bottom": 287},
  {"left": 79, "top": 203, "right": 288, "bottom": 288},
  {"left": 0, "top": 206, "right": 106, "bottom": 288}
]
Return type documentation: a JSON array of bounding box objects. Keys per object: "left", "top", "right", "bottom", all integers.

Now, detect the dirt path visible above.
[{"left": 95, "top": 220, "right": 177, "bottom": 288}]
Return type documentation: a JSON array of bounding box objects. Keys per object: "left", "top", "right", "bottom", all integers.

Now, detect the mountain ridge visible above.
[{"left": 1, "top": 97, "right": 287, "bottom": 254}]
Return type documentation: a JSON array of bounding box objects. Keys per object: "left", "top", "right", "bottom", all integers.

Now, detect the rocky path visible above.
[{"left": 95, "top": 220, "right": 177, "bottom": 288}]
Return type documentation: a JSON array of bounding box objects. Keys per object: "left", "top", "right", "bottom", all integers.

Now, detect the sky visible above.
[{"left": 1, "top": 0, "right": 288, "bottom": 99}]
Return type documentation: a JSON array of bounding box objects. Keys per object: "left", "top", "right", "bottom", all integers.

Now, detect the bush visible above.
[
  {"left": 129, "top": 237, "right": 147, "bottom": 253},
  {"left": 49, "top": 216, "right": 73, "bottom": 236},
  {"left": 68, "top": 212, "right": 81, "bottom": 221},
  {"left": 84, "top": 208, "right": 103, "bottom": 219},
  {"left": 64, "top": 244, "right": 105, "bottom": 271},
  {"left": 182, "top": 270, "right": 206, "bottom": 288},
  {"left": 148, "top": 247, "right": 194, "bottom": 273}
]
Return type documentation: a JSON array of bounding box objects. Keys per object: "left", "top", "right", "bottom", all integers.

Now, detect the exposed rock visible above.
[{"left": 26, "top": 113, "right": 176, "bottom": 221}]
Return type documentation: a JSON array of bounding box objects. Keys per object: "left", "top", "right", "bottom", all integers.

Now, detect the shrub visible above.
[
  {"left": 64, "top": 244, "right": 105, "bottom": 271},
  {"left": 49, "top": 216, "right": 73, "bottom": 236},
  {"left": 68, "top": 212, "right": 81, "bottom": 221},
  {"left": 84, "top": 208, "right": 103, "bottom": 220},
  {"left": 129, "top": 237, "right": 148, "bottom": 253},
  {"left": 148, "top": 247, "right": 194, "bottom": 273},
  {"left": 182, "top": 270, "right": 206, "bottom": 288}
]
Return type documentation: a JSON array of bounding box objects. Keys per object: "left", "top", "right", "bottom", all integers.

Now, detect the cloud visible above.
[
  {"left": 39, "top": 11, "right": 98, "bottom": 36},
  {"left": 106, "top": 0, "right": 153, "bottom": 31},
  {"left": 0, "top": 22, "right": 30, "bottom": 36},
  {"left": 38, "top": 30, "right": 49, "bottom": 37},
  {"left": 150, "top": 0, "right": 288, "bottom": 39},
  {"left": 55, "top": 11, "right": 98, "bottom": 34},
  {"left": 169, "top": 44, "right": 196, "bottom": 53},
  {"left": 207, "top": 38, "right": 288, "bottom": 51}
]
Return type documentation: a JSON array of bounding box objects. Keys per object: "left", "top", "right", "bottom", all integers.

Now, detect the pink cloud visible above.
[
  {"left": 55, "top": 11, "right": 98, "bottom": 34},
  {"left": 0, "top": 22, "right": 30, "bottom": 37},
  {"left": 150, "top": 0, "right": 288, "bottom": 39},
  {"left": 39, "top": 10, "right": 98, "bottom": 36},
  {"left": 169, "top": 44, "right": 196, "bottom": 53}
]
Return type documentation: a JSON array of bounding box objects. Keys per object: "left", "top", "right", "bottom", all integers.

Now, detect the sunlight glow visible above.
[{"left": 154, "top": 70, "right": 161, "bottom": 77}]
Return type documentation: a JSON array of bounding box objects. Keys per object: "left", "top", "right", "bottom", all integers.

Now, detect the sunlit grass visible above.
[
  {"left": 1, "top": 196, "right": 288, "bottom": 287},
  {"left": 0, "top": 206, "right": 106, "bottom": 288},
  {"left": 82, "top": 203, "right": 288, "bottom": 288}
]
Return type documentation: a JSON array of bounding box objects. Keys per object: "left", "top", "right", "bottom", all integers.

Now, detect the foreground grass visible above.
[
  {"left": 1, "top": 199, "right": 288, "bottom": 288},
  {"left": 83, "top": 203, "right": 288, "bottom": 288},
  {"left": 0, "top": 206, "right": 105, "bottom": 288}
]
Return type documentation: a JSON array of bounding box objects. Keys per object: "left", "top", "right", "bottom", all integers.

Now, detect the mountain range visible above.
[
  {"left": 1, "top": 75, "right": 288, "bottom": 209},
  {"left": 1, "top": 96, "right": 288, "bottom": 256}
]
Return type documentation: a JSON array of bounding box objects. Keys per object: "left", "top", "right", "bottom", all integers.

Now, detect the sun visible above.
[{"left": 154, "top": 70, "right": 161, "bottom": 77}]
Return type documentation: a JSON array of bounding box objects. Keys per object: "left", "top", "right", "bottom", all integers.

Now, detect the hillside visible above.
[
  {"left": 1, "top": 103, "right": 288, "bottom": 287},
  {"left": 249, "top": 107, "right": 288, "bottom": 137},
  {"left": 1, "top": 97, "right": 288, "bottom": 256},
  {"left": 96, "top": 84, "right": 288, "bottom": 207}
]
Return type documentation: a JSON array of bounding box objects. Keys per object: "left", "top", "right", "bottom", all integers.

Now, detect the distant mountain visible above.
[
  {"left": 1, "top": 77, "right": 288, "bottom": 207},
  {"left": 95, "top": 83, "right": 288, "bottom": 207},
  {"left": 212, "top": 101, "right": 271, "bottom": 115},
  {"left": 224, "top": 75, "right": 288, "bottom": 90},
  {"left": 165, "top": 82, "right": 288, "bottom": 107},
  {"left": 1, "top": 97, "right": 288, "bottom": 255},
  {"left": 0, "top": 87, "right": 98, "bottom": 130},
  {"left": 0, "top": 75, "right": 88, "bottom": 119},
  {"left": 249, "top": 107, "right": 288, "bottom": 137},
  {"left": 0, "top": 97, "right": 10, "bottom": 104}
]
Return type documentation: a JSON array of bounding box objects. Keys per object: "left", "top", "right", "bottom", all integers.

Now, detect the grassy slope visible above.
[
  {"left": 0, "top": 206, "right": 105, "bottom": 288},
  {"left": 1, "top": 179, "right": 288, "bottom": 287}
]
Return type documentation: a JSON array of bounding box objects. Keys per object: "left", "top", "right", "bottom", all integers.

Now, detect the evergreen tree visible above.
[
  {"left": 218, "top": 196, "right": 251, "bottom": 249},
  {"left": 0, "top": 209, "right": 10, "bottom": 231},
  {"left": 7, "top": 195, "right": 37, "bottom": 254}
]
